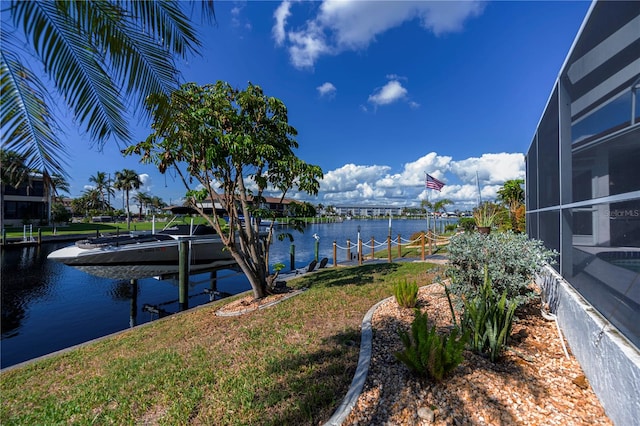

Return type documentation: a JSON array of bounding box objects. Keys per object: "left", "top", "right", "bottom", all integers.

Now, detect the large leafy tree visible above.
[
  {"left": 126, "top": 81, "right": 323, "bottom": 299},
  {"left": 1, "top": 0, "right": 215, "bottom": 178},
  {"left": 113, "top": 169, "right": 141, "bottom": 228}
]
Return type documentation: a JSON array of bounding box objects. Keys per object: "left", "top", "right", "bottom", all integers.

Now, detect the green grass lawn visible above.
[
  {"left": 0, "top": 262, "right": 442, "bottom": 425},
  {"left": 2, "top": 217, "right": 213, "bottom": 239}
]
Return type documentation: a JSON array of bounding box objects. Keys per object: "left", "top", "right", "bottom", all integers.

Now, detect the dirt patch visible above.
[{"left": 215, "top": 288, "right": 306, "bottom": 316}]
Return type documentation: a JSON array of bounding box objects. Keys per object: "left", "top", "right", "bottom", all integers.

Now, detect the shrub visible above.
[
  {"left": 409, "top": 231, "right": 425, "bottom": 242},
  {"left": 458, "top": 217, "right": 476, "bottom": 232},
  {"left": 472, "top": 202, "right": 501, "bottom": 227},
  {"left": 394, "top": 279, "right": 418, "bottom": 308},
  {"left": 395, "top": 309, "right": 467, "bottom": 381},
  {"left": 462, "top": 266, "right": 517, "bottom": 362},
  {"left": 446, "top": 231, "right": 557, "bottom": 307},
  {"left": 444, "top": 223, "right": 457, "bottom": 232}
]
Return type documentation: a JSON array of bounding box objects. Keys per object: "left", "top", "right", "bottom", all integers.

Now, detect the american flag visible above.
[{"left": 425, "top": 173, "right": 445, "bottom": 191}]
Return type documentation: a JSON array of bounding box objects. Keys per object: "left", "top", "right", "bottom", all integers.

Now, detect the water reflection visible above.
[
  {"left": 1, "top": 219, "right": 437, "bottom": 368},
  {"left": 1, "top": 244, "right": 57, "bottom": 338}
]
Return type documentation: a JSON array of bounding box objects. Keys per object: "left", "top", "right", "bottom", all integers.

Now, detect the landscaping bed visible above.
[{"left": 343, "top": 284, "right": 611, "bottom": 425}]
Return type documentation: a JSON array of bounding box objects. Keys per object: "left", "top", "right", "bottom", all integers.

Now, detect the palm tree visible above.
[
  {"left": 78, "top": 188, "right": 104, "bottom": 214},
  {"left": 113, "top": 169, "right": 141, "bottom": 228},
  {"left": 421, "top": 198, "right": 453, "bottom": 233},
  {"left": 49, "top": 173, "right": 70, "bottom": 200},
  {"left": 1, "top": 150, "right": 31, "bottom": 227},
  {"left": 43, "top": 172, "right": 71, "bottom": 224},
  {"left": 89, "top": 172, "right": 108, "bottom": 211},
  {"left": 133, "top": 191, "right": 152, "bottom": 219},
  {"left": 149, "top": 195, "right": 166, "bottom": 214},
  {"left": 1, "top": 1, "right": 215, "bottom": 178},
  {"left": 432, "top": 198, "right": 453, "bottom": 233},
  {"left": 0, "top": 150, "right": 30, "bottom": 189},
  {"left": 497, "top": 179, "right": 525, "bottom": 232}
]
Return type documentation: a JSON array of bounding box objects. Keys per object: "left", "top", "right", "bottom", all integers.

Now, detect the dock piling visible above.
[{"left": 178, "top": 240, "right": 189, "bottom": 311}]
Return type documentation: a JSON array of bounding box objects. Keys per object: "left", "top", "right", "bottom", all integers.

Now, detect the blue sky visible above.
[{"left": 61, "top": 0, "right": 591, "bottom": 211}]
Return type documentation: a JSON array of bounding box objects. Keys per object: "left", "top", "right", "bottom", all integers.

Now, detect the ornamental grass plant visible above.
[
  {"left": 393, "top": 278, "right": 419, "bottom": 308},
  {"left": 394, "top": 309, "right": 467, "bottom": 381},
  {"left": 472, "top": 202, "right": 501, "bottom": 228}
]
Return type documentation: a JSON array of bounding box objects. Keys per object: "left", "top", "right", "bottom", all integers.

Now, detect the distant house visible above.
[
  {"left": 333, "top": 205, "right": 404, "bottom": 217},
  {"left": 168, "top": 195, "right": 296, "bottom": 217},
  {"left": 1, "top": 173, "right": 48, "bottom": 227}
]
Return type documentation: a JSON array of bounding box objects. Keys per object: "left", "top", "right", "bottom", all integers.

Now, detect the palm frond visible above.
[
  {"left": 0, "top": 30, "right": 68, "bottom": 177},
  {"left": 124, "top": 0, "right": 202, "bottom": 58},
  {"left": 10, "top": 0, "right": 128, "bottom": 142}
]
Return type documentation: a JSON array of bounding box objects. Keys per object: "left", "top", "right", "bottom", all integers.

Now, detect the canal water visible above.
[{"left": 1, "top": 218, "right": 448, "bottom": 368}]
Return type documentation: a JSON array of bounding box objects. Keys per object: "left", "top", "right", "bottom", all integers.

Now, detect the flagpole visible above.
[
  {"left": 425, "top": 172, "right": 430, "bottom": 234},
  {"left": 476, "top": 170, "right": 482, "bottom": 207}
]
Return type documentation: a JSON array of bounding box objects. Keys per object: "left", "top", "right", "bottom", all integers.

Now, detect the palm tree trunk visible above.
[{"left": 125, "top": 190, "right": 131, "bottom": 229}]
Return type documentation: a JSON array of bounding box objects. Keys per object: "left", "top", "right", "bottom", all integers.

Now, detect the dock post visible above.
[
  {"left": 421, "top": 232, "right": 425, "bottom": 261},
  {"left": 397, "top": 234, "right": 402, "bottom": 258},
  {"left": 38, "top": 228, "right": 42, "bottom": 245},
  {"left": 346, "top": 239, "right": 351, "bottom": 262},
  {"left": 387, "top": 236, "right": 392, "bottom": 263},
  {"left": 371, "top": 236, "right": 375, "bottom": 260},
  {"left": 333, "top": 241, "right": 337, "bottom": 267},
  {"left": 1, "top": 229, "right": 5, "bottom": 245},
  {"left": 179, "top": 240, "right": 189, "bottom": 311},
  {"left": 314, "top": 238, "right": 319, "bottom": 262},
  {"left": 210, "top": 270, "right": 217, "bottom": 292},
  {"left": 130, "top": 279, "right": 138, "bottom": 328},
  {"left": 358, "top": 238, "right": 363, "bottom": 265},
  {"left": 290, "top": 244, "right": 295, "bottom": 271}
]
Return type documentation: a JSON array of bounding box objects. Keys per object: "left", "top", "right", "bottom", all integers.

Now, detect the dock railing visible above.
[{"left": 327, "top": 230, "right": 452, "bottom": 268}]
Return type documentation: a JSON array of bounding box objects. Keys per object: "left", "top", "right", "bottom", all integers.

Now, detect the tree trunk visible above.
[
  {"left": 125, "top": 191, "right": 131, "bottom": 229},
  {"left": 229, "top": 246, "right": 268, "bottom": 299}
]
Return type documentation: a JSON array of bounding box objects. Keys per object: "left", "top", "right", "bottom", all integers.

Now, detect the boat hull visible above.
[{"left": 48, "top": 236, "right": 236, "bottom": 280}]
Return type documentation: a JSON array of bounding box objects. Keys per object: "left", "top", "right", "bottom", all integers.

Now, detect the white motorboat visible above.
[{"left": 47, "top": 223, "right": 237, "bottom": 280}]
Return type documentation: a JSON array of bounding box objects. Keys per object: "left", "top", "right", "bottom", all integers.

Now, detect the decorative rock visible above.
[
  {"left": 573, "top": 374, "right": 589, "bottom": 389},
  {"left": 339, "top": 284, "right": 612, "bottom": 426},
  {"left": 417, "top": 406, "right": 435, "bottom": 423}
]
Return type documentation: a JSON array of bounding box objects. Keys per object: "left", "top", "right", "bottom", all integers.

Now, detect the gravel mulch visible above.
[{"left": 343, "top": 284, "right": 612, "bottom": 426}]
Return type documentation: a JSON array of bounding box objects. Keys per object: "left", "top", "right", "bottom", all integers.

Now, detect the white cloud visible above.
[
  {"left": 273, "top": 1, "right": 292, "bottom": 45},
  {"left": 139, "top": 173, "right": 153, "bottom": 192},
  {"left": 287, "top": 22, "right": 330, "bottom": 68},
  {"left": 317, "top": 82, "right": 337, "bottom": 98},
  {"left": 297, "top": 151, "right": 524, "bottom": 211},
  {"left": 321, "top": 164, "right": 391, "bottom": 193},
  {"left": 368, "top": 80, "right": 407, "bottom": 106},
  {"left": 450, "top": 153, "right": 525, "bottom": 185},
  {"left": 274, "top": 0, "right": 485, "bottom": 69}
]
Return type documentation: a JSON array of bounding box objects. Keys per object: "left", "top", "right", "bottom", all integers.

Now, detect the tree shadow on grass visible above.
[
  {"left": 254, "top": 329, "right": 362, "bottom": 426},
  {"left": 295, "top": 263, "right": 401, "bottom": 289}
]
